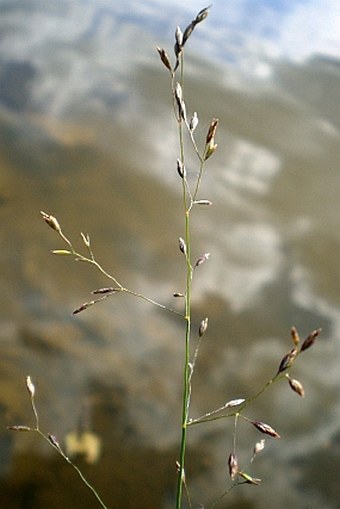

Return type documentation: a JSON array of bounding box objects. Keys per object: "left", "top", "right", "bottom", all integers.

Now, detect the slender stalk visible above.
[
  {"left": 26, "top": 379, "right": 110, "bottom": 509},
  {"left": 175, "top": 50, "right": 195, "bottom": 509},
  {"left": 191, "top": 158, "right": 205, "bottom": 204},
  {"left": 176, "top": 208, "right": 193, "bottom": 509},
  {"left": 36, "top": 429, "right": 109, "bottom": 509}
]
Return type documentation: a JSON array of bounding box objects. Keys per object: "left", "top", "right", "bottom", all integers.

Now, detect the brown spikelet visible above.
[
  {"left": 177, "top": 159, "right": 186, "bottom": 178},
  {"left": 205, "top": 118, "right": 219, "bottom": 144},
  {"left": 40, "top": 211, "right": 61, "bottom": 232},
  {"left": 73, "top": 301, "right": 96, "bottom": 315},
  {"left": 48, "top": 434, "right": 60, "bottom": 448},
  {"left": 251, "top": 420, "right": 281, "bottom": 439},
  {"left": 156, "top": 47, "right": 172, "bottom": 73},
  {"left": 181, "top": 6, "right": 211, "bottom": 48},
  {"left": 194, "top": 200, "right": 212, "bottom": 206},
  {"left": 300, "top": 328, "right": 321, "bottom": 352},
  {"left": 291, "top": 326, "right": 300, "bottom": 347},
  {"left": 277, "top": 348, "right": 298, "bottom": 374},
  {"left": 182, "top": 22, "right": 195, "bottom": 46},
  {"left": 195, "top": 5, "right": 212, "bottom": 24},
  {"left": 91, "top": 287, "right": 116, "bottom": 295}
]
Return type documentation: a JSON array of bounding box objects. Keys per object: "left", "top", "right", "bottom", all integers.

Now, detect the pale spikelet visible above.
[
  {"left": 225, "top": 398, "right": 245, "bottom": 408},
  {"left": 287, "top": 375, "right": 305, "bottom": 397},
  {"left": 7, "top": 425, "right": 32, "bottom": 432},
  {"left": 204, "top": 138, "right": 218, "bottom": 160},
  {"left": 194, "top": 252, "right": 210, "bottom": 268},
  {"left": 189, "top": 111, "right": 198, "bottom": 132},
  {"left": 251, "top": 438, "right": 265, "bottom": 462},
  {"left": 26, "top": 375, "right": 35, "bottom": 398},
  {"left": 177, "top": 159, "right": 186, "bottom": 178},
  {"left": 156, "top": 47, "right": 172, "bottom": 73},
  {"left": 52, "top": 249, "right": 72, "bottom": 255},
  {"left": 48, "top": 433, "right": 61, "bottom": 449},
  {"left": 238, "top": 471, "right": 262, "bottom": 485},
  {"left": 228, "top": 452, "right": 238, "bottom": 480},
  {"left": 174, "top": 26, "right": 183, "bottom": 62},
  {"left": 291, "top": 326, "right": 300, "bottom": 347},
  {"left": 175, "top": 26, "right": 183, "bottom": 48},
  {"left": 251, "top": 420, "right": 281, "bottom": 439},
  {"left": 180, "top": 101, "right": 187, "bottom": 122},
  {"left": 40, "top": 211, "right": 61, "bottom": 232},
  {"left": 179, "top": 237, "right": 187, "bottom": 255},
  {"left": 175, "top": 461, "right": 186, "bottom": 482},
  {"left": 300, "top": 328, "right": 321, "bottom": 352},
  {"left": 174, "top": 81, "right": 183, "bottom": 103},
  {"left": 277, "top": 348, "right": 298, "bottom": 374},
  {"left": 81, "top": 232, "right": 91, "bottom": 248},
  {"left": 194, "top": 199, "right": 212, "bottom": 206},
  {"left": 199, "top": 317, "right": 208, "bottom": 337},
  {"left": 174, "top": 82, "right": 187, "bottom": 121}
]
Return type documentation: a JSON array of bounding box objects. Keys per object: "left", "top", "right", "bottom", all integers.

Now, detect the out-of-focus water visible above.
[{"left": 1, "top": 2, "right": 340, "bottom": 508}]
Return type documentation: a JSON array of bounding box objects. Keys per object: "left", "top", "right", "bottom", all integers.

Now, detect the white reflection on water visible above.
[{"left": 220, "top": 138, "right": 281, "bottom": 194}]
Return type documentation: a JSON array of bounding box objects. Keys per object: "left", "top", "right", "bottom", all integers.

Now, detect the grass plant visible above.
[{"left": 8, "top": 6, "right": 321, "bottom": 509}]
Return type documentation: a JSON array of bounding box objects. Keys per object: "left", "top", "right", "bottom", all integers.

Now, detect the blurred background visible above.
[{"left": 1, "top": 1, "right": 340, "bottom": 508}]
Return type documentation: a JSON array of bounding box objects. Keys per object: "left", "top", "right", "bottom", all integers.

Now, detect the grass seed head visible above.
[
  {"left": 26, "top": 376, "right": 35, "bottom": 398},
  {"left": 40, "top": 211, "right": 61, "bottom": 233},
  {"left": 199, "top": 317, "right": 209, "bottom": 337},
  {"left": 228, "top": 452, "right": 238, "bottom": 480},
  {"left": 179, "top": 237, "right": 187, "bottom": 256},
  {"left": 300, "top": 328, "right": 322, "bottom": 352},
  {"left": 287, "top": 376, "right": 305, "bottom": 397},
  {"left": 291, "top": 326, "right": 300, "bottom": 347},
  {"left": 277, "top": 348, "right": 298, "bottom": 374},
  {"left": 251, "top": 420, "right": 281, "bottom": 439},
  {"left": 156, "top": 47, "right": 172, "bottom": 73}
]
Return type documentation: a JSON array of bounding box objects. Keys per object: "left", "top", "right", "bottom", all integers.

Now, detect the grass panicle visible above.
[{"left": 8, "top": 7, "right": 323, "bottom": 509}]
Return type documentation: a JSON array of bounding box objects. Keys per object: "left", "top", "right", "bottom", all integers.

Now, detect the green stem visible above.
[
  {"left": 176, "top": 209, "right": 193, "bottom": 509},
  {"left": 175, "top": 51, "right": 194, "bottom": 509}
]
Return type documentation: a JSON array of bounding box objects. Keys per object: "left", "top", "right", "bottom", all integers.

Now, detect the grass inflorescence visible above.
[{"left": 8, "top": 6, "right": 322, "bottom": 509}]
